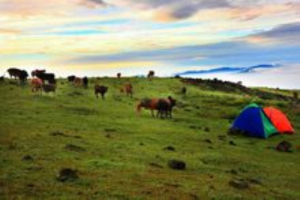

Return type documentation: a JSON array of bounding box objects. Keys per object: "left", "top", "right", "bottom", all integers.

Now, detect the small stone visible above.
[
  {"left": 163, "top": 146, "right": 175, "bottom": 151},
  {"left": 204, "top": 139, "right": 212, "bottom": 144},
  {"left": 22, "top": 155, "right": 33, "bottom": 161},
  {"left": 276, "top": 141, "right": 292, "bottom": 152},
  {"left": 229, "top": 179, "right": 249, "bottom": 189},
  {"left": 218, "top": 135, "right": 227, "bottom": 141},
  {"left": 227, "top": 169, "right": 238, "bottom": 175},
  {"left": 57, "top": 168, "right": 78, "bottom": 182},
  {"left": 64, "top": 144, "right": 86, "bottom": 152},
  {"left": 247, "top": 178, "right": 262, "bottom": 185},
  {"left": 149, "top": 162, "right": 163, "bottom": 168},
  {"left": 168, "top": 159, "right": 186, "bottom": 170},
  {"left": 204, "top": 127, "right": 210, "bottom": 132}
]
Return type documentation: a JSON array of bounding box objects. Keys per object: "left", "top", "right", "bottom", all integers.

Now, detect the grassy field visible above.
[{"left": 0, "top": 77, "right": 299, "bottom": 200}]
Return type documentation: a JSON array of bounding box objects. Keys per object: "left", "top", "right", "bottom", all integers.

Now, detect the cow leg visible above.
[
  {"left": 151, "top": 110, "right": 155, "bottom": 117},
  {"left": 169, "top": 110, "right": 172, "bottom": 119},
  {"left": 156, "top": 110, "right": 160, "bottom": 118}
]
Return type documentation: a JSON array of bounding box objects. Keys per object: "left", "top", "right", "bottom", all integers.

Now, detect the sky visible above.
[{"left": 0, "top": 0, "right": 300, "bottom": 89}]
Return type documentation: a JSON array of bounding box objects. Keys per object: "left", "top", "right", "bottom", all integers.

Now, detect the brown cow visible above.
[
  {"left": 31, "top": 78, "right": 43, "bottom": 93},
  {"left": 73, "top": 77, "right": 82, "bottom": 87},
  {"left": 136, "top": 96, "right": 176, "bottom": 118},
  {"left": 120, "top": 83, "right": 133, "bottom": 97}
]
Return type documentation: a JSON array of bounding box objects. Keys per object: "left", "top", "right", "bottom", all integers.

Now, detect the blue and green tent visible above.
[{"left": 231, "top": 103, "right": 278, "bottom": 138}]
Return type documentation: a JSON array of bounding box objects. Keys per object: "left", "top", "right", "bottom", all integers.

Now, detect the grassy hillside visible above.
[{"left": 0, "top": 78, "right": 299, "bottom": 200}]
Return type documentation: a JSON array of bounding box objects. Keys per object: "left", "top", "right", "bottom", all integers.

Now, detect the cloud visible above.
[
  {"left": 247, "top": 21, "right": 300, "bottom": 44},
  {"left": 84, "top": 0, "right": 299, "bottom": 21},
  {"left": 85, "top": 0, "right": 231, "bottom": 20},
  {"left": 65, "top": 37, "right": 300, "bottom": 67},
  {"left": 175, "top": 64, "right": 278, "bottom": 76}
]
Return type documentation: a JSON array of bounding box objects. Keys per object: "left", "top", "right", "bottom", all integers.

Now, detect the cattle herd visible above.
[{"left": 2, "top": 68, "right": 181, "bottom": 119}]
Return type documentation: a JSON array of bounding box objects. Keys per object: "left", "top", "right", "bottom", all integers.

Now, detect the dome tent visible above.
[{"left": 231, "top": 103, "right": 278, "bottom": 138}]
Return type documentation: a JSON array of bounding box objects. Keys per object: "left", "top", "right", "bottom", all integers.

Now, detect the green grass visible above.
[{"left": 0, "top": 78, "right": 299, "bottom": 200}]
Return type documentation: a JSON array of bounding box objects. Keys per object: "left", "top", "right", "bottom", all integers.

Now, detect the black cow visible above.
[
  {"left": 42, "top": 84, "right": 56, "bottom": 93},
  {"left": 156, "top": 96, "right": 176, "bottom": 119},
  {"left": 67, "top": 75, "right": 76, "bottom": 82},
  {"left": 31, "top": 69, "right": 46, "bottom": 77},
  {"left": 95, "top": 85, "right": 108, "bottom": 100},
  {"left": 7, "top": 68, "right": 28, "bottom": 84},
  {"left": 7, "top": 68, "right": 21, "bottom": 79},
  {"left": 19, "top": 70, "right": 29, "bottom": 84},
  {"left": 83, "top": 77, "right": 88, "bottom": 88},
  {"left": 36, "top": 72, "right": 56, "bottom": 84}
]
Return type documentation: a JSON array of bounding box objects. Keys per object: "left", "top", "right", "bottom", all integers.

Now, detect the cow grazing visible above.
[
  {"left": 31, "top": 78, "right": 43, "bottom": 93},
  {"left": 31, "top": 69, "right": 46, "bottom": 77},
  {"left": 7, "top": 68, "right": 28, "bottom": 84},
  {"left": 73, "top": 77, "right": 82, "bottom": 87},
  {"left": 136, "top": 96, "right": 176, "bottom": 119},
  {"left": 35, "top": 71, "right": 55, "bottom": 84},
  {"left": 19, "top": 70, "right": 29, "bottom": 84},
  {"left": 121, "top": 83, "right": 133, "bottom": 97},
  {"left": 42, "top": 84, "right": 56, "bottom": 93},
  {"left": 67, "top": 75, "right": 76, "bottom": 82},
  {"left": 7, "top": 68, "right": 21, "bottom": 79},
  {"left": 83, "top": 77, "right": 88, "bottom": 88},
  {"left": 117, "top": 73, "right": 121, "bottom": 78},
  {"left": 94, "top": 85, "right": 108, "bottom": 99},
  {"left": 156, "top": 96, "right": 176, "bottom": 119}
]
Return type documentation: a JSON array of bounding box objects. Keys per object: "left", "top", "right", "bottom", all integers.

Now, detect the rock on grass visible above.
[
  {"left": 229, "top": 179, "right": 249, "bottom": 189},
  {"left": 65, "top": 144, "right": 86, "bottom": 152},
  {"left": 163, "top": 146, "right": 175, "bottom": 151},
  {"left": 276, "top": 141, "right": 292, "bottom": 152},
  {"left": 22, "top": 155, "right": 33, "bottom": 161},
  {"left": 168, "top": 159, "right": 186, "bottom": 170},
  {"left": 57, "top": 168, "right": 78, "bottom": 182}
]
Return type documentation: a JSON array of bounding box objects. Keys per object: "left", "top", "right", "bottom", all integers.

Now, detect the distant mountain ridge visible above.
[{"left": 175, "top": 64, "right": 278, "bottom": 76}]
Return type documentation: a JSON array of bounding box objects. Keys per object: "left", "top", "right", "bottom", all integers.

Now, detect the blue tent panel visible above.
[{"left": 232, "top": 107, "right": 266, "bottom": 138}]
